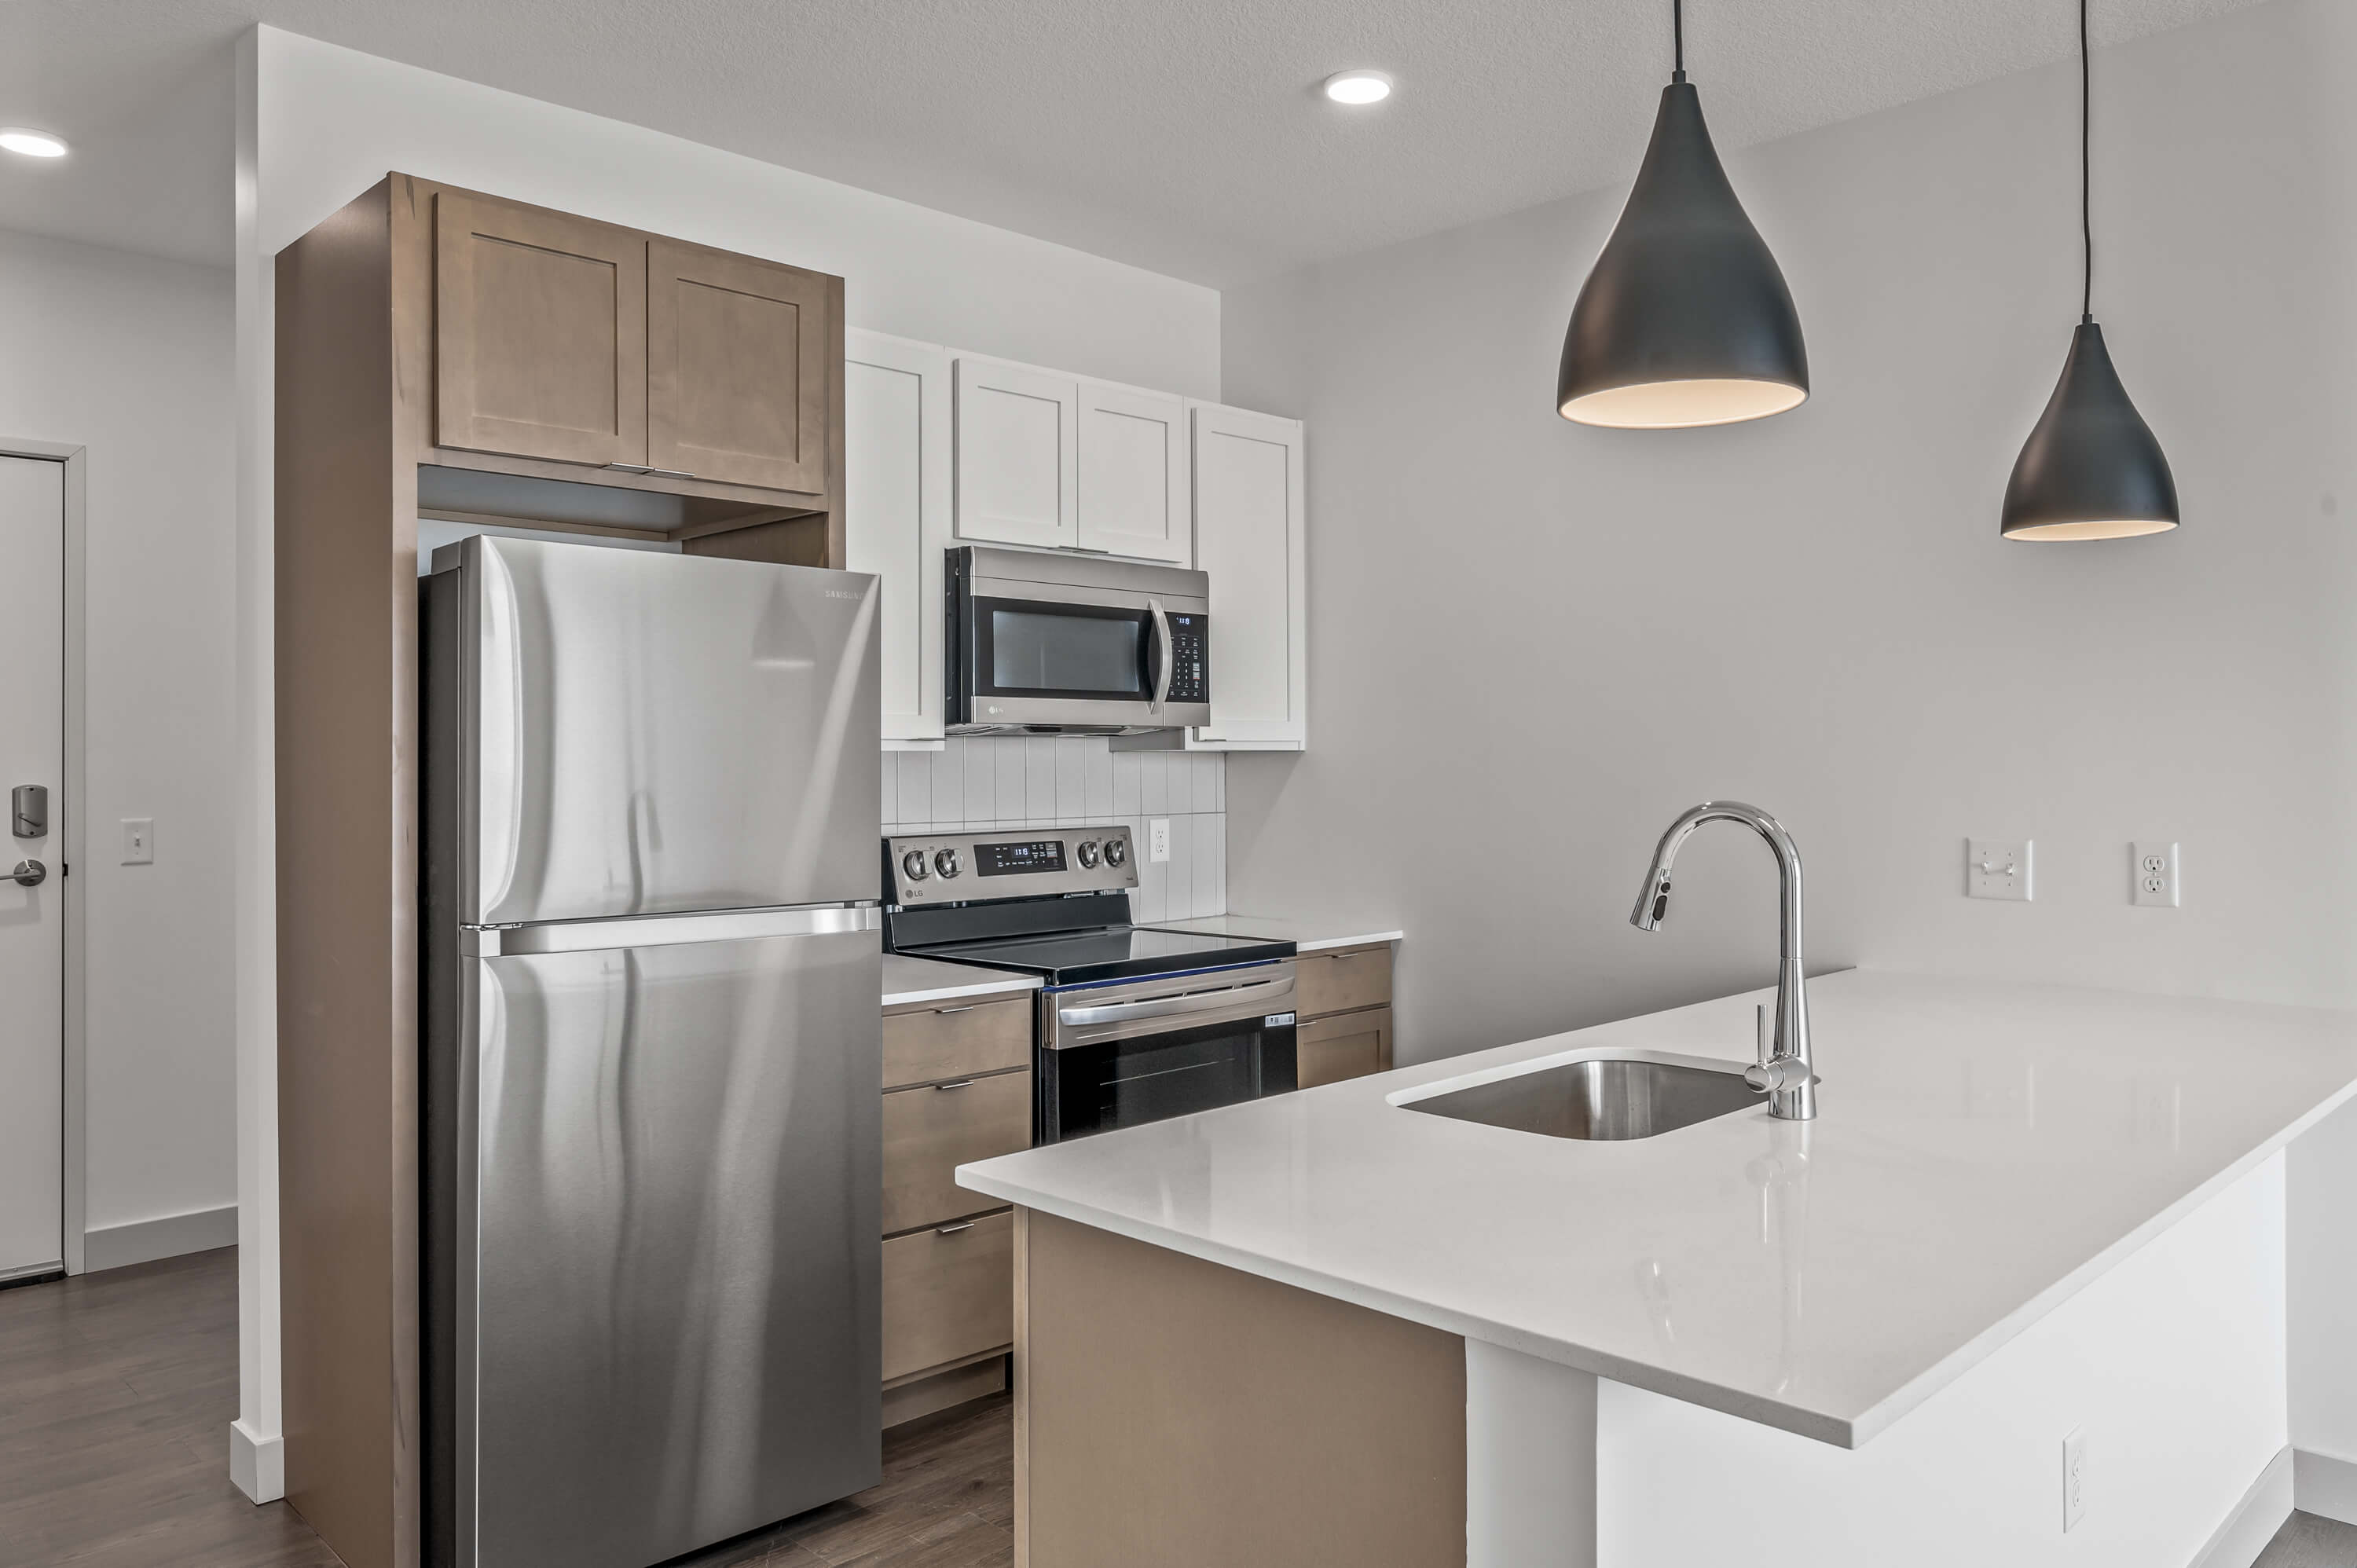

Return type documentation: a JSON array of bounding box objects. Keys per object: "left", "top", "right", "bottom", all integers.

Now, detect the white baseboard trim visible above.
[
  {"left": 2190, "top": 1445, "right": 2294, "bottom": 1568},
  {"left": 2295, "top": 1447, "right": 2357, "bottom": 1528},
  {"left": 83, "top": 1203, "right": 237, "bottom": 1273},
  {"left": 229, "top": 1416, "right": 285, "bottom": 1504}
]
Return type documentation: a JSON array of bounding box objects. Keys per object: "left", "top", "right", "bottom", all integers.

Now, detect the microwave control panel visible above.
[{"left": 1165, "top": 613, "right": 1208, "bottom": 703}]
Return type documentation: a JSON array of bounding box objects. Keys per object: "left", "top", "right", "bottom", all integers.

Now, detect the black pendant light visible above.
[
  {"left": 2000, "top": 0, "right": 2178, "bottom": 540},
  {"left": 1556, "top": 0, "right": 1809, "bottom": 428}
]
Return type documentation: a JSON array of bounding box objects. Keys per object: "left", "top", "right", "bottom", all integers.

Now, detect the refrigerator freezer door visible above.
[
  {"left": 452, "top": 925, "right": 882, "bottom": 1568},
  {"left": 449, "top": 537, "right": 881, "bottom": 924}
]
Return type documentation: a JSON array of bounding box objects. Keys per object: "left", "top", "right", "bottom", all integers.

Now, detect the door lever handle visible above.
[{"left": 9, "top": 859, "right": 46, "bottom": 888}]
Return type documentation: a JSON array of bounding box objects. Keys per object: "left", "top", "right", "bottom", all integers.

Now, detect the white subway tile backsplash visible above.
[
  {"left": 879, "top": 738, "right": 1226, "bottom": 917},
  {"left": 962, "top": 738, "right": 996, "bottom": 824}
]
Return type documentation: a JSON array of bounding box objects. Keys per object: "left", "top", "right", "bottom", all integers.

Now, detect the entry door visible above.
[{"left": 0, "top": 454, "right": 63, "bottom": 1279}]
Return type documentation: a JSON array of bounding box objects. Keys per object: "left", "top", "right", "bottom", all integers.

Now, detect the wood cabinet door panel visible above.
[
  {"left": 882, "top": 996, "right": 1032, "bottom": 1089},
  {"left": 1295, "top": 945, "right": 1392, "bottom": 1020},
  {"left": 1077, "top": 383, "right": 1189, "bottom": 562},
  {"left": 1297, "top": 1008, "right": 1391, "bottom": 1088},
  {"left": 435, "top": 193, "right": 647, "bottom": 466},
  {"left": 953, "top": 358, "right": 1077, "bottom": 549},
  {"left": 882, "top": 1209, "right": 1014, "bottom": 1382},
  {"left": 647, "top": 240, "right": 833, "bottom": 493},
  {"left": 882, "top": 1069, "right": 1032, "bottom": 1235}
]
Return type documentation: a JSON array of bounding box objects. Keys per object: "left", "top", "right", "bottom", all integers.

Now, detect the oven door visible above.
[
  {"left": 949, "top": 562, "right": 1211, "bottom": 732},
  {"left": 1038, "top": 963, "right": 1298, "bottom": 1142}
]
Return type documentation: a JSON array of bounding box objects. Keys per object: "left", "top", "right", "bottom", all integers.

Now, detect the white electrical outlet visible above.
[
  {"left": 2132, "top": 841, "right": 2180, "bottom": 907},
  {"left": 1967, "top": 838, "right": 2032, "bottom": 901},
  {"left": 121, "top": 817, "right": 154, "bottom": 865},
  {"left": 2062, "top": 1427, "right": 2088, "bottom": 1532},
  {"left": 1148, "top": 818, "right": 1171, "bottom": 863}
]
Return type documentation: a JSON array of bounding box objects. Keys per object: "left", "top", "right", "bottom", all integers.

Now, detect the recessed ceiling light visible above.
[
  {"left": 1321, "top": 70, "right": 1392, "bottom": 106},
  {"left": 0, "top": 127, "right": 68, "bottom": 159}
]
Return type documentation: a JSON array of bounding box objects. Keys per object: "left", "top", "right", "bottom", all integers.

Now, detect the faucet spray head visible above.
[{"left": 1631, "top": 869, "right": 1672, "bottom": 931}]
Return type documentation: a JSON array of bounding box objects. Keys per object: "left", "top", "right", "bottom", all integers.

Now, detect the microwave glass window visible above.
[{"left": 991, "top": 610, "right": 1144, "bottom": 695}]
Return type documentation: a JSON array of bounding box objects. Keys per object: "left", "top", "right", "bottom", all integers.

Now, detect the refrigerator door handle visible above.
[{"left": 464, "top": 903, "right": 882, "bottom": 957}]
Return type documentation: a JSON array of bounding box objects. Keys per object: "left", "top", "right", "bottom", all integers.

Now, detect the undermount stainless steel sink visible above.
[{"left": 1401, "top": 1057, "right": 1762, "bottom": 1141}]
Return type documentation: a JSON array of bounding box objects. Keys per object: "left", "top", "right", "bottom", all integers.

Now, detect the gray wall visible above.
[{"left": 1219, "top": 0, "right": 2357, "bottom": 1470}]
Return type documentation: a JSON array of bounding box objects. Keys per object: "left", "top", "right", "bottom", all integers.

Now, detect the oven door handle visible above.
[
  {"left": 1054, "top": 974, "right": 1294, "bottom": 1030},
  {"left": 1146, "top": 598, "right": 1174, "bottom": 713}
]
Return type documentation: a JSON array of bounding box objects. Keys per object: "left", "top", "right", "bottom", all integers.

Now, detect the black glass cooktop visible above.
[{"left": 900, "top": 926, "right": 1295, "bottom": 987}]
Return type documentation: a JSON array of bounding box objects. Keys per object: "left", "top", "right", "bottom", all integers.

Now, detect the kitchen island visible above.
[{"left": 959, "top": 969, "right": 2357, "bottom": 1568}]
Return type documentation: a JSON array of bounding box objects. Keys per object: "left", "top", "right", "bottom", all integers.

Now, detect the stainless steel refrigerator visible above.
[{"left": 422, "top": 537, "right": 882, "bottom": 1568}]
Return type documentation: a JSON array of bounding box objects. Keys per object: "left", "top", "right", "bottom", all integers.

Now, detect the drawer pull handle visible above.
[
  {"left": 935, "top": 1221, "right": 977, "bottom": 1236},
  {"left": 933, "top": 1003, "right": 981, "bottom": 1014},
  {"left": 933, "top": 1079, "right": 975, "bottom": 1091}
]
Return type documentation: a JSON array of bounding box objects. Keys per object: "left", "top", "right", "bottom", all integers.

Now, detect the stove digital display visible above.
[{"left": 976, "top": 839, "right": 1068, "bottom": 877}]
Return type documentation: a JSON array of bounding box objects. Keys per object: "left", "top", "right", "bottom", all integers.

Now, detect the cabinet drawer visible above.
[
  {"left": 1295, "top": 946, "right": 1392, "bottom": 1020},
  {"left": 1296, "top": 1007, "right": 1391, "bottom": 1090},
  {"left": 882, "top": 1070, "right": 1032, "bottom": 1235},
  {"left": 882, "top": 1209, "right": 1014, "bottom": 1382},
  {"left": 882, "top": 995, "right": 1031, "bottom": 1088}
]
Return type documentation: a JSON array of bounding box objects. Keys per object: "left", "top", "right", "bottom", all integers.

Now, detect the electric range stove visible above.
[{"left": 883, "top": 825, "right": 1299, "bottom": 1141}]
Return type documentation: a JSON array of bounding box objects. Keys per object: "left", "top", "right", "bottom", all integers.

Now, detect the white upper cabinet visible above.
[
  {"left": 1076, "top": 383, "right": 1190, "bottom": 563},
  {"left": 953, "top": 357, "right": 1078, "bottom": 551},
  {"left": 1189, "top": 403, "right": 1306, "bottom": 749},
  {"left": 845, "top": 330, "right": 952, "bottom": 745}
]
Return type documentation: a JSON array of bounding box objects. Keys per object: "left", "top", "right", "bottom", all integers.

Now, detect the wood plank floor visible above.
[
  {"left": 0, "top": 1246, "right": 1014, "bottom": 1568},
  {"left": 8, "top": 1244, "right": 2348, "bottom": 1567}
]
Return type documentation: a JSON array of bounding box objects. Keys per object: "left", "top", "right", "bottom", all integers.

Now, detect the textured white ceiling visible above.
[{"left": 0, "top": 0, "right": 2270, "bottom": 284}]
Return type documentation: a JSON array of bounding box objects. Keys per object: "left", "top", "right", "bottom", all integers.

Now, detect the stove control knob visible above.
[
  {"left": 934, "top": 848, "right": 962, "bottom": 879},
  {"left": 1076, "top": 840, "right": 1102, "bottom": 869},
  {"left": 1103, "top": 837, "right": 1128, "bottom": 868},
  {"left": 901, "top": 848, "right": 930, "bottom": 881}
]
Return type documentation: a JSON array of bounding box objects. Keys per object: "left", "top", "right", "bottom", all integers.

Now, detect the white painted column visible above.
[
  {"left": 228, "top": 24, "right": 285, "bottom": 1506},
  {"left": 1467, "top": 1339, "right": 1598, "bottom": 1568}
]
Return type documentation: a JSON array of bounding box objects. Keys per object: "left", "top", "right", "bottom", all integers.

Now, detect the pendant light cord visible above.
[
  {"left": 2080, "top": 0, "right": 2093, "bottom": 321},
  {"left": 1673, "top": 0, "right": 1686, "bottom": 82}
]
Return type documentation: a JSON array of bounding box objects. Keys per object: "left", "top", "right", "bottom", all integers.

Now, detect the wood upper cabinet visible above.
[
  {"left": 953, "top": 357, "right": 1078, "bottom": 550},
  {"left": 435, "top": 192, "right": 647, "bottom": 467},
  {"left": 432, "top": 190, "right": 841, "bottom": 500},
  {"left": 647, "top": 240, "right": 837, "bottom": 493},
  {"left": 1190, "top": 403, "right": 1307, "bottom": 748},
  {"left": 1076, "top": 383, "right": 1189, "bottom": 563}
]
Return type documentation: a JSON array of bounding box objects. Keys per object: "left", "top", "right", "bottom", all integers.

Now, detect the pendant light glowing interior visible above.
[
  {"left": 2000, "top": 0, "right": 2178, "bottom": 540},
  {"left": 1556, "top": 1, "right": 1808, "bottom": 429}
]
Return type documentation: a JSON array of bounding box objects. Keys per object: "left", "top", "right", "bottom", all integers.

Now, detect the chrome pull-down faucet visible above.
[{"left": 1629, "top": 801, "right": 1816, "bottom": 1120}]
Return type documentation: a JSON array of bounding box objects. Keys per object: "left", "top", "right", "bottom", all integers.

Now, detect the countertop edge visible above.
[
  {"left": 955, "top": 1169, "right": 1857, "bottom": 1446},
  {"left": 882, "top": 973, "right": 1043, "bottom": 1008}
]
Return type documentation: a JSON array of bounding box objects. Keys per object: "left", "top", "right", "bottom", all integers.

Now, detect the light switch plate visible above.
[
  {"left": 2132, "top": 841, "right": 2180, "bottom": 907},
  {"left": 1967, "top": 838, "right": 2032, "bottom": 900},
  {"left": 121, "top": 817, "right": 154, "bottom": 865}
]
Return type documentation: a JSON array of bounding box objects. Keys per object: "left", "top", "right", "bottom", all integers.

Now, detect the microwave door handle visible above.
[{"left": 1147, "top": 599, "right": 1174, "bottom": 712}]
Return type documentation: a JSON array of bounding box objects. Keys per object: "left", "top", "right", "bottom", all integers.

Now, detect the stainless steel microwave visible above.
[{"left": 946, "top": 546, "right": 1210, "bottom": 734}]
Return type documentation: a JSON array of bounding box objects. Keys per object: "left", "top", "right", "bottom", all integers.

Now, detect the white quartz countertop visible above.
[
  {"left": 882, "top": 954, "right": 1041, "bottom": 1008},
  {"left": 1146, "top": 914, "right": 1403, "bottom": 954},
  {"left": 959, "top": 969, "right": 2357, "bottom": 1447}
]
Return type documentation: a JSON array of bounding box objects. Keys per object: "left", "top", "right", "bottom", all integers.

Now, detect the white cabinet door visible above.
[
  {"left": 1076, "top": 383, "right": 1189, "bottom": 564},
  {"left": 846, "top": 331, "right": 951, "bottom": 744},
  {"left": 953, "top": 357, "right": 1076, "bottom": 550},
  {"left": 1190, "top": 404, "right": 1307, "bottom": 749}
]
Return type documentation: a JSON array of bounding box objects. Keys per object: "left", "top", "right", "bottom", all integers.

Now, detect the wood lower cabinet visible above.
[
  {"left": 878, "top": 991, "right": 1036, "bottom": 1427},
  {"left": 1292, "top": 943, "right": 1396, "bottom": 1090},
  {"left": 1298, "top": 1007, "right": 1392, "bottom": 1090}
]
